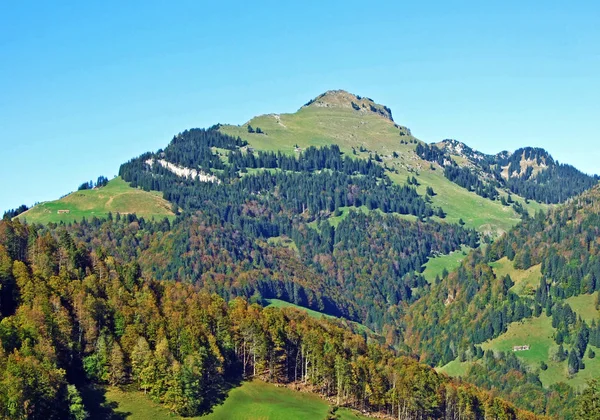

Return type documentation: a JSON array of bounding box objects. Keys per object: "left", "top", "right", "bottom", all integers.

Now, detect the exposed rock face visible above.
[
  {"left": 302, "top": 89, "right": 395, "bottom": 122},
  {"left": 145, "top": 159, "right": 220, "bottom": 183},
  {"left": 438, "top": 139, "right": 490, "bottom": 163}
]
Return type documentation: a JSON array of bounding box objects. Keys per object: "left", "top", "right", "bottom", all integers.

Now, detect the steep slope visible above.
[
  {"left": 0, "top": 219, "right": 542, "bottom": 419},
  {"left": 219, "top": 90, "right": 553, "bottom": 235},
  {"left": 420, "top": 140, "right": 598, "bottom": 204},
  {"left": 405, "top": 185, "right": 600, "bottom": 415},
  {"left": 119, "top": 130, "right": 478, "bottom": 334},
  {"left": 16, "top": 177, "right": 174, "bottom": 224}
]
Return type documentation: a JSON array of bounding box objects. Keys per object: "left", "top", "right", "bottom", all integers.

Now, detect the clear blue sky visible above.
[{"left": 1, "top": 1, "right": 599, "bottom": 211}]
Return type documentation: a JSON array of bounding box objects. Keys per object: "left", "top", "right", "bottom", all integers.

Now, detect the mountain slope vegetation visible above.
[
  {"left": 0, "top": 218, "right": 541, "bottom": 419},
  {"left": 418, "top": 141, "right": 598, "bottom": 204},
  {"left": 15, "top": 177, "right": 174, "bottom": 225},
  {"left": 2, "top": 89, "right": 599, "bottom": 419},
  {"left": 406, "top": 185, "right": 600, "bottom": 416},
  {"left": 220, "top": 90, "right": 557, "bottom": 235}
]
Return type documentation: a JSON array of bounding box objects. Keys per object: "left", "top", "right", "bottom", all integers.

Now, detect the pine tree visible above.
[{"left": 568, "top": 349, "right": 580, "bottom": 375}]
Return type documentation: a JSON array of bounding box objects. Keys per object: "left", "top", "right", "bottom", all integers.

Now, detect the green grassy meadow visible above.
[
  {"left": 436, "top": 359, "right": 475, "bottom": 378},
  {"left": 17, "top": 177, "right": 174, "bottom": 224},
  {"left": 490, "top": 257, "right": 542, "bottom": 296},
  {"left": 98, "top": 380, "right": 364, "bottom": 420},
  {"left": 266, "top": 235, "right": 299, "bottom": 254},
  {"left": 265, "top": 298, "right": 337, "bottom": 321},
  {"left": 480, "top": 313, "right": 600, "bottom": 388},
  {"left": 422, "top": 245, "right": 471, "bottom": 283},
  {"left": 482, "top": 315, "right": 555, "bottom": 368},
  {"left": 566, "top": 292, "right": 600, "bottom": 323},
  {"left": 220, "top": 104, "right": 410, "bottom": 156}
]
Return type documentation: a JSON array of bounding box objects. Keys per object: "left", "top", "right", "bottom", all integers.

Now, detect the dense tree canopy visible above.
[{"left": 0, "top": 218, "right": 539, "bottom": 419}]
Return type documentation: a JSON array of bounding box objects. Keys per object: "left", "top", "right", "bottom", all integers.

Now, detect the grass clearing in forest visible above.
[
  {"left": 265, "top": 299, "right": 375, "bottom": 336},
  {"left": 422, "top": 245, "right": 471, "bottom": 283},
  {"left": 482, "top": 315, "right": 554, "bottom": 368},
  {"left": 489, "top": 257, "right": 542, "bottom": 296},
  {"left": 18, "top": 177, "right": 174, "bottom": 224},
  {"left": 267, "top": 235, "right": 299, "bottom": 254},
  {"left": 437, "top": 359, "right": 475, "bottom": 378},
  {"left": 265, "top": 298, "right": 337, "bottom": 321},
  {"left": 539, "top": 344, "right": 600, "bottom": 390},
  {"left": 482, "top": 314, "right": 600, "bottom": 388},
  {"left": 100, "top": 381, "right": 331, "bottom": 420},
  {"left": 566, "top": 292, "right": 600, "bottom": 323}
]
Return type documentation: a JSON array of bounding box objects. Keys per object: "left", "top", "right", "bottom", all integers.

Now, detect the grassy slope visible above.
[
  {"left": 436, "top": 359, "right": 475, "bottom": 377},
  {"left": 220, "top": 101, "right": 547, "bottom": 235},
  {"left": 17, "top": 177, "right": 174, "bottom": 224},
  {"left": 265, "top": 298, "right": 338, "bottom": 321},
  {"left": 101, "top": 381, "right": 369, "bottom": 420},
  {"left": 566, "top": 292, "right": 600, "bottom": 323},
  {"left": 422, "top": 245, "right": 472, "bottom": 283},
  {"left": 480, "top": 314, "right": 600, "bottom": 389},
  {"left": 482, "top": 315, "right": 555, "bottom": 369},
  {"left": 265, "top": 299, "right": 374, "bottom": 336},
  {"left": 203, "top": 381, "right": 329, "bottom": 420},
  {"left": 490, "top": 257, "right": 542, "bottom": 297}
]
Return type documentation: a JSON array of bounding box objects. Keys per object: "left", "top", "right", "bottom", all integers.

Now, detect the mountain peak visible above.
[{"left": 302, "top": 90, "right": 394, "bottom": 122}]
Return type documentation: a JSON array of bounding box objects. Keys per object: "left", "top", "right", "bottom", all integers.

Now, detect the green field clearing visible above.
[
  {"left": 335, "top": 408, "right": 370, "bottom": 419},
  {"left": 202, "top": 381, "right": 330, "bottom": 420},
  {"left": 220, "top": 104, "right": 412, "bottom": 156},
  {"left": 267, "top": 235, "right": 299, "bottom": 254},
  {"left": 539, "top": 344, "right": 600, "bottom": 390},
  {"left": 482, "top": 315, "right": 554, "bottom": 368},
  {"left": 18, "top": 177, "right": 174, "bottom": 224},
  {"left": 265, "top": 298, "right": 337, "bottom": 321},
  {"left": 490, "top": 257, "right": 542, "bottom": 296},
  {"left": 566, "top": 292, "right": 600, "bottom": 323},
  {"left": 100, "top": 381, "right": 341, "bottom": 420},
  {"left": 482, "top": 314, "right": 600, "bottom": 388},
  {"left": 437, "top": 359, "right": 475, "bottom": 378},
  {"left": 391, "top": 167, "right": 547, "bottom": 235},
  {"left": 422, "top": 245, "right": 471, "bottom": 283}
]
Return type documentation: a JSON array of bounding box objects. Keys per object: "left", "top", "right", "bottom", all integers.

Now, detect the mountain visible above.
[
  {"left": 419, "top": 140, "right": 598, "bottom": 204},
  {"left": 1, "top": 89, "right": 598, "bottom": 419},
  {"left": 218, "top": 90, "right": 565, "bottom": 236}
]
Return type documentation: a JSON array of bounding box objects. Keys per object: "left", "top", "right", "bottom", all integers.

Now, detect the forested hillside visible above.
[
  {"left": 2, "top": 90, "right": 599, "bottom": 419},
  {"left": 416, "top": 142, "right": 598, "bottom": 204},
  {"left": 118, "top": 127, "right": 477, "bottom": 336},
  {"left": 406, "top": 186, "right": 600, "bottom": 416},
  {"left": 0, "top": 218, "right": 541, "bottom": 419}
]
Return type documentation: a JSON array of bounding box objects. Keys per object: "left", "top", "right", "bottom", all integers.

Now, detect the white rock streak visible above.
[{"left": 145, "top": 159, "right": 220, "bottom": 183}]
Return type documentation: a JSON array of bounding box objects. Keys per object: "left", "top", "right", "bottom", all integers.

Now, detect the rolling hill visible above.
[{"left": 16, "top": 177, "right": 174, "bottom": 224}]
